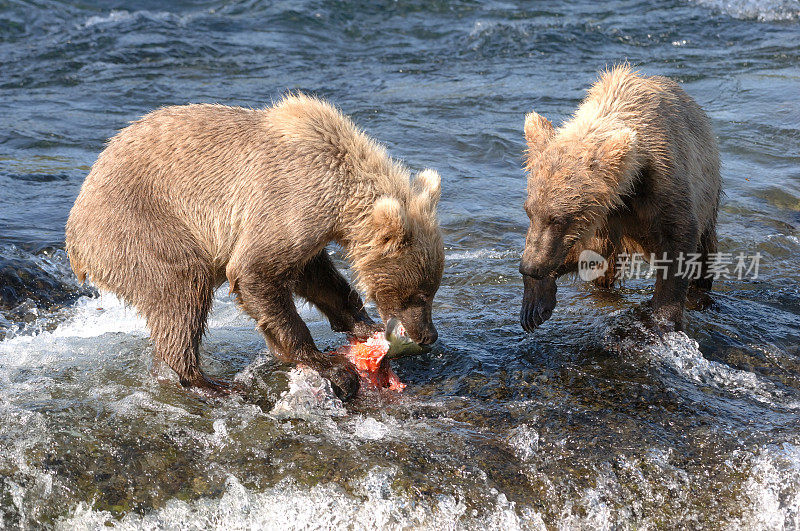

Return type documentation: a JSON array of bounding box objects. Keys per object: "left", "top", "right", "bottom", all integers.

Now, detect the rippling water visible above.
[{"left": 1, "top": 0, "right": 800, "bottom": 528}]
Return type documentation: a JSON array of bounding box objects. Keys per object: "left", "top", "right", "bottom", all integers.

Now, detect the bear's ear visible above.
[
  {"left": 524, "top": 111, "right": 555, "bottom": 153},
  {"left": 372, "top": 196, "right": 410, "bottom": 253},
  {"left": 413, "top": 169, "right": 441, "bottom": 208},
  {"left": 593, "top": 127, "right": 637, "bottom": 179}
]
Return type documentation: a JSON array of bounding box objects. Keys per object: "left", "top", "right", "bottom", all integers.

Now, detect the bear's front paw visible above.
[
  {"left": 348, "top": 319, "right": 385, "bottom": 341},
  {"left": 319, "top": 360, "right": 360, "bottom": 401}
]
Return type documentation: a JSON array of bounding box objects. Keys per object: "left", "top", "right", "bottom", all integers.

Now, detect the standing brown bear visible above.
[
  {"left": 519, "top": 66, "right": 721, "bottom": 332},
  {"left": 66, "top": 94, "right": 444, "bottom": 400}
]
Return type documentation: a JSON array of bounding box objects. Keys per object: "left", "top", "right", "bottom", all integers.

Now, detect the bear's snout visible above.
[
  {"left": 415, "top": 326, "right": 438, "bottom": 346},
  {"left": 522, "top": 222, "right": 567, "bottom": 279},
  {"left": 519, "top": 260, "right": 551, "bottom": 280},
  {"left": 401, "top": 320, "right": 438, "bottom": 346},
  {"left": 519, "top": 254, "right": 558, "bottom": 280},
  {"left": 395, "top": 306, "right": 438, "bottom": 347}
]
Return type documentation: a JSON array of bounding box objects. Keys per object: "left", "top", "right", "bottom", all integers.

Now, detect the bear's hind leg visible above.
[
  {"left": 294, "top": 250, "right": 381, "bottom": 339},
  {"left": 692, "top": 228, "right": 718, "bottom": 291},
  {"left": 650, "top": 234, "right": 700, "bottom": 331},
  {"left": 142, "top": 267, "right": 224, "bottom": 393}
]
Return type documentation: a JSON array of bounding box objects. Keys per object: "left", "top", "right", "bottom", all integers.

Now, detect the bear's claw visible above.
[
  {"left": 186, "top": 373, "right": 236, "bottom": 397},
  {"left": 319, "top": 361, "right": 360, "bottom": 401}
]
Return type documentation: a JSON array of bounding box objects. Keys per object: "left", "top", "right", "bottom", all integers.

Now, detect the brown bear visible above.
[
  {"left": 65, "top": 94, "right": 444, "bottom": 400},
  {"left": 519, "top": 65, "right": 721, "bottom": 332}
]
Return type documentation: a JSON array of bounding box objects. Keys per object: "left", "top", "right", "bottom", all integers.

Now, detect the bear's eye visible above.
[{"left": 405, "top": 294, "right": 427, "bottom": 307}]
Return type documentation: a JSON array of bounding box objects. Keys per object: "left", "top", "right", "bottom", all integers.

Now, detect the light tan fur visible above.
[
  {"left": 66, "top": 94, "right": 444, "bottom": 399},
  {"left": 520, "top": 65, "right": 721, "bottom": 331}
]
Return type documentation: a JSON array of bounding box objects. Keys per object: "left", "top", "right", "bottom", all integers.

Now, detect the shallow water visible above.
[{"left": 2, "top": 0, "right": 800, "bottom": 528}]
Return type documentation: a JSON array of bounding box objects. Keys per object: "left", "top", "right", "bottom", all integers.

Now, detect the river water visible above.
[{"left": 1, "top": 0, "right": 800, "bottom": 528}]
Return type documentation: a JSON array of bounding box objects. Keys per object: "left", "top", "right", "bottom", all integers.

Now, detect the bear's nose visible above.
[{"left": 418, "top": 328, "right": 438, "bottom": 346}]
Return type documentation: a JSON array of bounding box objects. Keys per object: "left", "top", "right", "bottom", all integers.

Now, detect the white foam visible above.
[
  {"left": 82, "top": 10, "right": 192, "bottom": 28},
  {"left": 0, "top": 286, "right": 296, "bottom": 371},
  {"left": 650, "top": 331, "right": 800, "bottom": 408},
  {"left": 606, "top": 320, "right": 800, "bottom": 409},
  {"left": 569, "top": 488, "right": 614, "bottom": 530},
  {"left": 691, "top": 0, "right": 800, "bottom": 21},
  {"left": 57, "top": 473, "right": 543, "bottom": 530},
  {"left": 51, "top": 293, "right": 146, "bottom": 338},
  {"left": 446, "top": 249, "right": 521, "bottom": 261},
  {"left": 1, "top": 292, "right": 143, "bottom": 346},
  {"left": 0, "top": 293, "right": 145, "bottom": 373},
  {"left": 211, "top": 419, "right": 229, "bottom": 446},
  {"left": 739, "top": 443, "right": 800, "bottom": 528},
  {"left": 767, "top": 232, "right": 800, "bottom": 250},
  {"left": 84, "top": 10, "right": 136, "bottom": 27}
]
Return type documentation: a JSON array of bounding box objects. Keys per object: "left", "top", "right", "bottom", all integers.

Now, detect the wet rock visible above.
[{"left": 0, "top": 245, "right": 95, "bottom": 338}]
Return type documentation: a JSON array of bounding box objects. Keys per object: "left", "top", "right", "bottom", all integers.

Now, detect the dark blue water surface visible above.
[{"left": 1, "top": 0, "right": 800, "bottom": 528}]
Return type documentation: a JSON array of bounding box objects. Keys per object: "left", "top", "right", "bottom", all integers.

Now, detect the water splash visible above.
[{"left": 270, "top": 368, "right": 347, "bottom": 420}]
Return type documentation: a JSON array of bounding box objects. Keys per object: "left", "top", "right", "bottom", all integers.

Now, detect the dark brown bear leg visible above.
[
  {"left": 647, "top": 204, "right": 704, "bottom": 331},
  {"left": 592, "top": 238, "right": 617, "bottom": 290},
  {"left": 650, "top": 241, "right": 696, "bottom": 331},
  {"left": 143, "top": 267, "right": 227, "bottom": 394},
  {"left": 294, "top": 250, "right": 382, "bottom": 339},
  {"left": 692, "top": 228, "right": 717, "bottom": 291},
  {"left": 232, "top": 263, "right": 359, "bottom": 401},
  {"left": 592, "top": 254, "right": 617, "bottom": 289}
]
